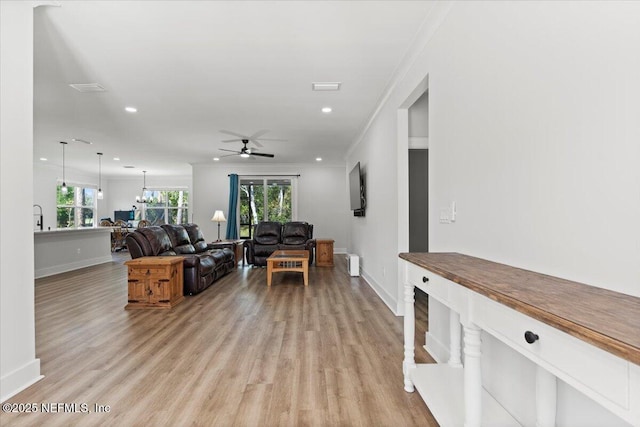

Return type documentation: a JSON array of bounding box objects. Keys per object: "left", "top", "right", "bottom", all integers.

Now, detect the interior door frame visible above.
[{"left": 396, "top": 74, "right": 429, "bottom": 315}]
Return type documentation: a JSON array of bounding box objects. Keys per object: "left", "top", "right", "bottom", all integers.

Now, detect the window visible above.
[
  {"left": 56, "top": 185, "right": 97, "bottom": 228},
  {"left": 142, "top": 189, "right": 189, "bottom": 226},
  {"left": 239, "top": 177, "right": 294, "bottom": 239}
]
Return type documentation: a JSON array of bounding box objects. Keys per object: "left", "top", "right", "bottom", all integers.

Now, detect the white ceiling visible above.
[{"left": 33, "top": 1, "right": 434, "bottom": 178}]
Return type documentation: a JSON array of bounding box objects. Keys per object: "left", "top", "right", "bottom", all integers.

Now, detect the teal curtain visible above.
[{"left": 226, "top": 174, "right": 239, "bottom": 239}]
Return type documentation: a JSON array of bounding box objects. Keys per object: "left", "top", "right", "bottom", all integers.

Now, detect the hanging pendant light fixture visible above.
[
  {"left": 60, "top": 141, "right": 68, "bottom": 194},
  {"left": 136, "top": 170, "right": 148, "bottom": 203},
  {"left": 97, "top": 152, "right": 104, "bottom": 200}
]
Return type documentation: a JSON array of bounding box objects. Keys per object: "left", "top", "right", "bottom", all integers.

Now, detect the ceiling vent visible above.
[
  {"left": 123, "top": 165, "right": 136, "bottom": 169},
  {"left": 69, "top": 83, "right": 106, "bottom": 93},
  {"left": 312, "top": 82, "right": 341, "bottom": 91}
]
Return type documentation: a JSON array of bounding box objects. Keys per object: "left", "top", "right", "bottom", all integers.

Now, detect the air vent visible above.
[
  {"left": 312, "top": 82, "right": 341, "bottom": 91},
  {"left": 123, "top": 165, "right": 135, "bottom": 169},
  {"left": 69, "top": 83, "right": 106, "bottom": 93}
]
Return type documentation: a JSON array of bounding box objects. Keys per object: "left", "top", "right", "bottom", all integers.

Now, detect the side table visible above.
[
  {"left": 124, "top": 256, "right": 184, "bottom": 309},
  {"left": 315, "top": 239, "right": 334, "bottom": 267},
  {"left": 208, "top": 240, "right": 245, "bottom": 266}
]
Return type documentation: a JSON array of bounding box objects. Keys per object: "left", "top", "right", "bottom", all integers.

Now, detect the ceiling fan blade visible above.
[
  {"left": 254, "top": 137, "right": 288, "bottom": 142},
  {"left": 247, "top": 139, "right": 264, "bottom": 148},
  {"left": 221, "top": 138, "right": 242, "bottom": 143},
  {"left": 219, "top": 153, "right": 239, "bottom": 158},
  {"left": 248, "top": 129, "right": 269, "bottom": 140},
  {"left": 250, "top": 152, "right": 275, "bottom": 158},
  {"left": 219, "top": 130, "right": 248, "bottom": 138},
  {"left": 219, "top": 148, "right": 240, "bottom": 153}
]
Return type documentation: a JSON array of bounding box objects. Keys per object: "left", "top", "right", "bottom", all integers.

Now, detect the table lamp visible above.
[{"left": 211, "top": 210, "right": 227, "bottom": 241}]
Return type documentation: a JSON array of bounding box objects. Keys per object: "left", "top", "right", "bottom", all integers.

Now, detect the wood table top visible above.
[
  {"left": 399, "top": 252, "right": 640, "bottom": 365},
  {"left": 268, "top": 250, "right": 309, "bottom": 260},
  {"left": 124, "top": 256, "right": 184, "bottom": 266}
]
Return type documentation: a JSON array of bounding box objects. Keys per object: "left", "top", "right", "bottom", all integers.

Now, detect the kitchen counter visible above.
[{"left": 34, "top": 227, "right": 113, "bottom": 278}]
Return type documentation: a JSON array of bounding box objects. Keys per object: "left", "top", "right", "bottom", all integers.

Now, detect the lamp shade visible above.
[{"left": 211, "top": 210, "right": 227, "bottom": 222}]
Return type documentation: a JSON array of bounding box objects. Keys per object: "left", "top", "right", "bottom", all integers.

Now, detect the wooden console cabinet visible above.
[
  {"left": 315, "top": 239, "right": 334, "bottom": 267},
  {"left": 124, "top": 256, "right": 184, "bottom": 309},
  {"left": 400, "top": 252, "right": 640, "bottom": 427}
]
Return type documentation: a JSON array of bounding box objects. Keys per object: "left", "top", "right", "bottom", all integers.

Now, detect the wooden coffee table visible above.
[{"left": 266, "top": 250, "right": 309, "bottom": 286}]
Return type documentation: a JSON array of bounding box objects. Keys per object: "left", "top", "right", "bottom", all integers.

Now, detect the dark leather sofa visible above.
[
  {"left": 125, "top": 223, "right": 235, "bottom": 295},
  {"left": 244, "top": 221, "right": 315, "bottom": 267}
]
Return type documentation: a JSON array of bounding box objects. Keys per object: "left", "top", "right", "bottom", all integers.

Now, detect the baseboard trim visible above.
[
  {"left": 361, "top": 269, "right": 398, "bottom": 315},
  {"left": 1, "top": 358, "right": 43, "bottom": 403},
  {"left": 425, "top": 332, "right": 448, "bottom": 364},
  {"left": 35, "top": 255, "right": 113, "bottom": 279}
]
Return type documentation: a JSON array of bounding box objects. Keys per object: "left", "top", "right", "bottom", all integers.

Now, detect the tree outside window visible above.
[
  {"left": 142, "top": 190, "right": 189, "bottom": 225},
  {"left": 56, "top": 185, "right": 96, "bottom": 228},
  {"left": 239, "top": 178, "right": 292, "bottom": 239}
]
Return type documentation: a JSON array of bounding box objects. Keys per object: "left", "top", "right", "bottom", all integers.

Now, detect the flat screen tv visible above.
[
  {"left": 114, "top": 210, "right": 134, "bottom": 222},
  {"left": 349, "top": 162, "right": 365, "bottom": 216}
]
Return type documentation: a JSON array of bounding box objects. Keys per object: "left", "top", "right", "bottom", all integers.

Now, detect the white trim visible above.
[
  {"left": 0, "top": 359, "right": 43, "bottom": 403},
  {"left": 361, "top": 268, "right": 398, "bottom": 316},
  {"left": 35, "top": 255, "right": 113, "bottom": 279},
  {"left": 409, "top": 136, "right": 429, "bottom": 149}
]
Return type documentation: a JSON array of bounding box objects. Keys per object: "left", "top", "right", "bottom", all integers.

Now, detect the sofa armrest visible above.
[
  {"left": 244, "top": 240, "right": 256, "bottom": 265},
  {"left": 305, "top": 239, "right": 316, "bottom": 264},
  {"left": 181, "top": 254, "right": 200, "bottom": 269}
]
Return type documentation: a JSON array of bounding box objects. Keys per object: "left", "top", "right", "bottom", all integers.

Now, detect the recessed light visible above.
[
  {"left": 316, "top": 157, "right": 322, "bottom": 162},
  {"left": 322, "top": 107, "right": 332, "bottom": 113},
  {"left": 213, "top": 157, "right": 220, "bottom": 161},
  {"left": 113, "top": 157, "right": 120, "bottom": 161},
  {"left": 125, "top": 106, "right": 137, "bottom": 113},
  {"left": 40, "top": 157, "right": 48, "bottom": 161}
]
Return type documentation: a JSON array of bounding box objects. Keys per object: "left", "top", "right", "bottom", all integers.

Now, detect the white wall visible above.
[
  {"left": 349, "top": 1, "right": 640, "bottom": 425},
  {"left": 1, "top": 1, "right": 43, "bottom": 402},
  {"left": 192, "top": 163, "right": 349, "bottom": 252}
]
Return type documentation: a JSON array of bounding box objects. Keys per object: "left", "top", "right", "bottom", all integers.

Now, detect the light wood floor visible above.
[{"left": 2, "top": 255, "right": 436, "bottom": 427}]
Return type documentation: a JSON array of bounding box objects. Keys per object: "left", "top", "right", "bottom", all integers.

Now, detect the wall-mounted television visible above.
[{"left": 349, "top": 162, "right": 365, "bottom": 217}]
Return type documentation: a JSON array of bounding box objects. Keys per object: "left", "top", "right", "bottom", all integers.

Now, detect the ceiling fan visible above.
[
  {"left": 219, "top": 140, "right": 275, "bottom": 158},
  {"left": 219, "top": 129, "right": 286, "bottom": 148}
]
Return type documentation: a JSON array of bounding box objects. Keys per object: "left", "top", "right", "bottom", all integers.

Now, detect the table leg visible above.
[
  {"left": 463, "top": 323, "right": 482, "bottom": 427},
  {"left": 267, "top": 261, "right": 272, "bottom": 286},
  {"left": 303, "top": 260, "right": 308, "bottom": 286},
  {"left": 403, "top": 280, "right": 416, "bottom": 392}
]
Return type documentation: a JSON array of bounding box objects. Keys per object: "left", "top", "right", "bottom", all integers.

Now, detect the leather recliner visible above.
[
  {"left": 244, "top": 221, "right": 315, "bottom": 266},
  {"left": 125, "top": 224, "right": 234, "bottom": 295}
]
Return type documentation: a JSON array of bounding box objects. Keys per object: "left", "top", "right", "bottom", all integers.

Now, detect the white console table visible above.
[{"left": 400, "top": 252, "right": 640, "bottom": 427}]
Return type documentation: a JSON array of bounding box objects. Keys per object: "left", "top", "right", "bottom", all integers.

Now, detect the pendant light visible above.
[
  {"left": 97, "top": 152, "right": 104, "bottom": 200},
  {"left": 60, "top": 141, "right": 68, "bottom": 194},
  {"left": 136, "top": 170, "right": 148, "bottom": 203}
]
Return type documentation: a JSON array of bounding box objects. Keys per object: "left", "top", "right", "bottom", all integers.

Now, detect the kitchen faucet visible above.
[{"left": 33, "top": 204, "right": 43, "bottom": 231}]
